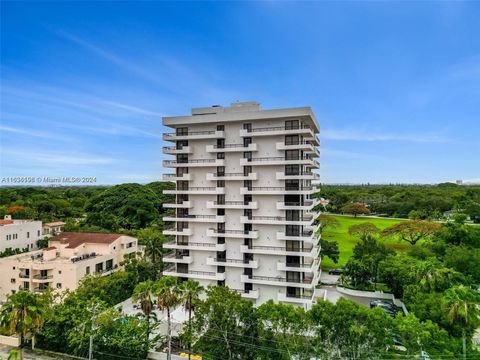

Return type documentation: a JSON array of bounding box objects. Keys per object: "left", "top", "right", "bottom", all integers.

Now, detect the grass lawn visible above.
[{"left": 321, "top": 215, "right": 408, "bottom": 269}]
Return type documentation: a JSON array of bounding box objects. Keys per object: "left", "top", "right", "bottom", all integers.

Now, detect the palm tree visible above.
[
  {"left": 0, "top": 291, "right": 46, "bottom": 359},
  {"left": 132, "top": 280, "right": 156, "bottom": 355},
  {"left": 179, "top": 280, "right": 204, "bottom": 360},
  {"left": 154, "top": 276, "right": 181, "bottom": 360},
  {"left": 443, "top": 285, "right": 480, "bottom": 360}
]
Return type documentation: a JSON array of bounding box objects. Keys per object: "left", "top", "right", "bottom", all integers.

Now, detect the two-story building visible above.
[{"left": 0, "top": 215, "right": 43, "bottom": 252}]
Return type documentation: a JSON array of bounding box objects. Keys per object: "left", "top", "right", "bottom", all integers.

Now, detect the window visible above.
[
  {"left": 127, "top": 242, "right": 134, "bottom": 248},
  {"left": 243, "top": 166, "right": 252, "bottom": 176},
  {"left": 177, "top": 154, "right": 188, "bottom": 163},
  {"left": 217, "top": 124, "right": 225, "bottom": 131},
  {"left": 217, "top": 152, "right": 225, "bottom": 159},
  {"left": 217, "top": 166, "right": 225, "bottom": 176},
  {"left": 86, "top": 266, "right": 90, "bottom": 275},
  {"left": 285, "top": 164, "right": 300, "bottom": 176},
  {"left": 286, "top": 210, "right": 300, "bottom": 221},
  {"left": 59, "top": 270, "right": 62, "bottom": 274},
  {"left": 95, "top": 262, "right": 104, "bottom": 273},
  {"left": 56, "top": 283, "right": 62, "bottom": 289},
  {"left": 106, "top": 259, "right": 113, "bottom": 270},
  {"left": 217, "top": 194, "right": 225, "bottom": 205},
  {"left": 285, "top": 135, "right": 299, "bottom": 145},
  {"left": 10, "top": 278, "right": 15, "bottom": 284},
  {"left": 37, "top": 230, "right": 40, "bottom": 236},
  {"left": 243, "top": 137, "right": 252, "bottom": 146},
  {"left": 176, "top": 140, "right": 188, "bottom": 149},
  {"left": 27, "top": 232, "right": 30, "bottom": 239},
  {"left": 243, "top": 123, "right": 252, "bottom": 131},
  {"left": 285, "top": 120, "right": 299, "bottom": 130},
  {"left": 176, "top": 127, "right": 188, "bottom": 136},
  {"left": 243, "top": 152, "right": 252, "bottom": 161},
  {"left": 217, "top": 180, "right": 225, "bottom": 188},
  {"left": 285, "top": 150, "right": 299, "bottom": 160},
  {"left": 286, "top": 180, "right": 300, "bottom": 190}
]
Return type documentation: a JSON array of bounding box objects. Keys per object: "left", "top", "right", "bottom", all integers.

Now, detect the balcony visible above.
[
  {"left": 163, "top": 265, "right": 226, "bottom": 281},
  {"left": 240, "top": 187, "right": 315, "bottom": 196},
  {"left": 240, "top": 274, "right": 316, "bottom": 289},
  {"left": 240, "top": 216, "right": 313, "bottom": 226},
  {"left": 206, "top": 172, "right": 257, "bottom": 181},
  {"left": 163, "top": 187, "right": 225, "bottom": 195},
  {"left": 33, "top": 287, "right": 49, "bottom": 293},
  {"left": 162, "top": 227, "right": 193, "bottom": 237},
  {"left": 206, "top": 257, "right": 259, "bottom": 269},
  {"left": 277, "top": 260, "right": 318, "bottom": 273},
  {"left": 240, "top": 245, "right": 319, "bottom": 258},
  {"left": 240, "top": 157, "right": 316, "bottom": 167},
  {"left": 276, "top": 201, "right": 315, "bottom": 211},
  {"left": 163, "top": 240, "right": 226, "bottom": 252},
  {"left": 276, "top": 230, "right": 315, "bottom": 242},
  {"left": 276, "top": 172, "right": 319, "bottom": 181},
  {"left": 277, "top": 291, "right": 315, "bottom": 305},
  {"left": 163, "top": 130, "right": 225, "bottom": 141},
  {"left": 162, "top": 173, "right": 192, "bottom": 181},
  {"left": 163, "top": 252, "right": 193, "bottom": 264},
  {"left": 163, "top": 214, "right": 225, "bottom": 223},
  {"left": 163, "top": 159, "right": 225, "bottom": 168},
  {"left": 207, "top": 228, "right": 259, "bottom": 239},
  {"left": 276, "top": 141, "right": 318, "bottom": 154},
  {"left": 239, "top": 125, "right": 314, "bottom": 138},
  {"left": 206, "top": 143, "right": 258, "bottom": 153},
  {"left": 163, "top": 201, "right": 193, "bottom": 209},
  {"left": 233, "top": 289, "right": 260, "bottom": 300},
  {"left": 206, "top": 201, "right": 258, "bottom": 210},
  {"left": 162, "top": 146, "right": 192, "bottom": 155},
  {"left": 32, "top": 274, "right": 53, "bottom": 282},
  {"left": 18, "top": 273, "right": 30, "bottom": 279}
]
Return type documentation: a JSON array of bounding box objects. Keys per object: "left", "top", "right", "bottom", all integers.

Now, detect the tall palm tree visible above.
[
  {"left": 443, "top": 285, "right": 480, "bottom": 360},
  {"left": 154, "top": 276, "right": 181, "bottom": 360},
  {"left": 132, "top": 280, "right": 156, "bottom": 355},
  {"left": 179, "top": 280, "right": 204, "bottom": 360},
  {"left": 0, "top": 291, "right": 46, "bottom": 359}
]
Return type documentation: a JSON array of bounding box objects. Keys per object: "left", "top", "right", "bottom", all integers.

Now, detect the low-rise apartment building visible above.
[
  {"left": 43, "top": 221, "right": 66, "bottom": 236},
  {"left": 162, "top": 102, "right": 321, "bottom": 308},
  {"left": 0, "top": 215, "right": 43, "bottom": 252},
  {"left": 0, "top": 232, "right": 138, "bottom": 300}
]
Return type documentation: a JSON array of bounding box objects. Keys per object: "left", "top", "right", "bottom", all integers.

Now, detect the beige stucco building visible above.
[
  {"left": 0, "top": 215, "right": 42, "bottom": 252},
  {"left": 162, "top": 102, "right": 321, "bottom": 308},
  {"left": 42, "top": 221, "right": 66, "bottom": 236},
  {"left": 0, "top": 232, "right": 138, "bottom": 300}
]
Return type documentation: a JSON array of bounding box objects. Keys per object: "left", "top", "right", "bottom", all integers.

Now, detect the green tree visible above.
[
  {"left": 154, "top": 276, "right": 181, "bottom": 360},
  {"left": 179, "top": 280, "right": 204, "bottom": 360},
  {"left": 348, "top": 222, "right": 380, "bottom": 238},
  {"left": 317, "top": 214, "right": 340, "bottom": 235},
  {"left": 443, "top": 285, "right": 480, "bottom": 360},
  {"left": 340, "top": 202, "right": 370, "bottom": 217},
  {"left": 0, "top": 291, "right": 46, "bottom": 357},
  {"left": 382, "top": 220, "right": 441, "bottom": 245},
  {"left": 138, "top": 227, "right": 164, "bottom": 278},
  {"left": 132, "top": 280, "right": 156, "bottom": 354},
  {"left": 190, "top": 286, "right": 258, "bottom": 360},
  {"left": 319, "top": 239, "right": 340, "bottom": 264}
]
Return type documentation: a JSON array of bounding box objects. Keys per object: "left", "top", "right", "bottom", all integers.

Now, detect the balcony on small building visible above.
[
  {"left": 206, "top": 200, "right": 258, "bottom": 210},
  {"left": 163, "top": 158, "right": 225, "bottom": 168},
  {"left": 206, "top": 143, "right": 258, "bottom": 153},
  {"left": 206, "top": 172, "right": 257, "bottom": 181},
  {"left": 206, "top": 257, "right": 259, "bottom": 269},
  {"left": 162, "top": 146, "right": 192, "bottom": 155},
  {"left": 233, "top": 289, "right": 260, "bottom": 300},
  {"left": 207, "top": 228, "right": 258, "bottom": 239},
  {"left": 163, "top": 129, "right": 225, "bottom": 141}
]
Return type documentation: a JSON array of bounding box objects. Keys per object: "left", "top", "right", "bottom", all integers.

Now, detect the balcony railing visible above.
[
  {"left": 164, "top": 159, "right": 217, "bottom": 165},
  {"left": 245, "top": 274, "right": 313, "bottom": 284},
  {"left": 164, "top": 130, "right": 216, "bottom": 137},
  {"left": 244, "top": 245, "right": 315, "bottom": 252},
  {"left": 19, "top": 273, "right": 30, "bottom": 279},
  {"left": 33, "top": 274, "right": 53, "bottom": 280},
  {"left": 165, "top": 241, "right": 218, "bottom": 248},
  {"left": 246, "top": 125, "right": 312, "bottom": 133},
  {"left": 214, "top": 143, "right": 248, "bottom": 149},
  {"left": 246, "top": 186, "right": 313, "bottom": 191},
  {"left": 212, "top": 258, "right": 251, "bottom": 264}
]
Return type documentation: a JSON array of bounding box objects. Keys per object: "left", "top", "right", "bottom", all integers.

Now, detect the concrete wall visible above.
[
  {"left": 0, "top": 220, "right": 42, "bottom": 252},
  {"left": 336, "top": 286, "right": 408, "bottom": 315},
  {"left": 0, "top": 335, "right": 20, "bottom": 347}
]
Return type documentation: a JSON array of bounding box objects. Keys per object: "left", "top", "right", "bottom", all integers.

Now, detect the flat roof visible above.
[
  {"left": 50, "top": 232, "right": 126, "bottom": 249},
  {"left": 163, "top": 103, "right": 320, "bottom": 133}
]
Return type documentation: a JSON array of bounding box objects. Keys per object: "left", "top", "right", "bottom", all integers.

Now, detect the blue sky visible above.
[{"left": 1, "top": 2, "right": 479, "bottom": 185}]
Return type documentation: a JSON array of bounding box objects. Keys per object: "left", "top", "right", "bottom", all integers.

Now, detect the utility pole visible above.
[{"left": 88, "top": 304, "right": 98, "bottom": 360}]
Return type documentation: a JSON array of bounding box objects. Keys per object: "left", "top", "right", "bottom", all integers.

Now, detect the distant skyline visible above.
[{"left": 1, "top": 2, "right": 479, "bottom": 185}]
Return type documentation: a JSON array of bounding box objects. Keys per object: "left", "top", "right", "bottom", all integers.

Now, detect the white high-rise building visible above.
[{"left": 162, "top": 102, "right": 321, "bottom": 308}]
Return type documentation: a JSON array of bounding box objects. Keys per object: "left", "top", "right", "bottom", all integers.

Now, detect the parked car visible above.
[
  {"left": 328, "top": 268, "right": 344, "bottom": 275},
  {"left": 370, "top": 300, "right": 398, "bottom": 317},
  {"left": 391, "top": 334, "right": 407, "bottom": 352}
]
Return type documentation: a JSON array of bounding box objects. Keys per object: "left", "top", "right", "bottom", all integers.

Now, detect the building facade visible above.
[
  {"left": 0, "top": 215, "right": 42, "bottom": 252},
  {"left": 162, "top": 102, "right": 321, "bottom": 308},
  {"left": 0, "top": 232, "right": 138, "bottom": 300},
  {"left": 43, "top": 221, "right": 66, "bottom": 236}
]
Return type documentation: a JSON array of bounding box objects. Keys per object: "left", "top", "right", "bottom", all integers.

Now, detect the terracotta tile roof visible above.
[
  {"left": 50, "top": 232, "right": 124, "bottom": 249},
  {"left": 0, "top": 220, "right": 14, "bottom": 225}
]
